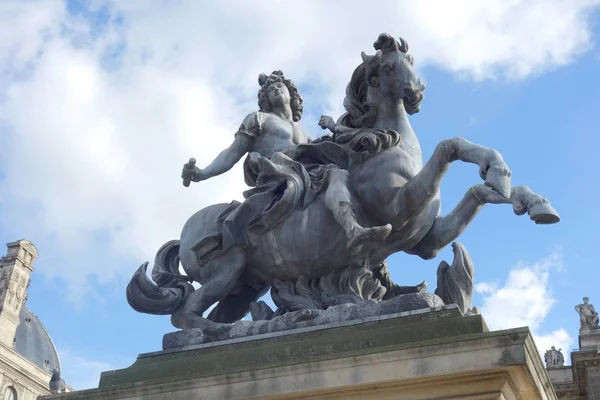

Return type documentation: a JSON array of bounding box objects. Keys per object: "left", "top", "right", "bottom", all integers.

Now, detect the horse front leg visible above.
[
  {"left": 407, "top": 184, "right": 560, "bottom": 260},
  {"left": 391, "top": 137, "right": 512, "bottom": 225}
]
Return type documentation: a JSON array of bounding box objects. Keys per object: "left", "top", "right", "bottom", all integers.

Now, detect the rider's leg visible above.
[{"left": 323, "top": 167, "right": 392, "bottom": 255}]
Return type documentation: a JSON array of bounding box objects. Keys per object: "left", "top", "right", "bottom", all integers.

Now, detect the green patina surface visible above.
[{"left": 98, "top": 309, "right": 487, "bottom": 389}]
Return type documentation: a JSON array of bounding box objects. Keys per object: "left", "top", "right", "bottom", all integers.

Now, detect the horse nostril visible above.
[{"left": 404, "top": 88, "right": 423, "bottom": 104}]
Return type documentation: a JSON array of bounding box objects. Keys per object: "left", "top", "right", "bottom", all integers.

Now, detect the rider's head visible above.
[{"left": 257, "top": 70, "right": 303, "bottom": 122}]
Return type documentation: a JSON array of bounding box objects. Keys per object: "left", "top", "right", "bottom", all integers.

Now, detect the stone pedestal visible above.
[
  {"left": 579, "top": 328, "right": 600, "bottom": 351},
  {"left": 40, "top": 306, "right": 556, "bottom": 400}
]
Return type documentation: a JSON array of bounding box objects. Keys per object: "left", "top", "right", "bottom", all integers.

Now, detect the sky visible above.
[{"left": 0, "top": 0, "right": 599, "bottom": 391}]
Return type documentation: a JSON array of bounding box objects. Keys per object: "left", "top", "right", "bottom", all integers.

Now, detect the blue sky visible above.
[{"left": 1, "top": 0, "right": 599, "bottom": 390}]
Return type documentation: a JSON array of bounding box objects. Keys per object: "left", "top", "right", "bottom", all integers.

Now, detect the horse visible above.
[{"left": 126, "top": 33, "right": 559, "bottom": 331}]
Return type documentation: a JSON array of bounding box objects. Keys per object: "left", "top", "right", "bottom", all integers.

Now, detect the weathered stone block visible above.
[{"left": 39, "top": 307, "right": 556, "bottom": 400}]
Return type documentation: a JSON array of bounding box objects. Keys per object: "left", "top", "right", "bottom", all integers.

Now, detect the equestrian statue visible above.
[{"left": 126, "top": 33, "right": 560, "bottom": 338}]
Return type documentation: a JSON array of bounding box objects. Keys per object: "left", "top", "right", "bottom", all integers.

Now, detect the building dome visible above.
[{"left": 13, "top": 307, "right": 60, "bottom": 373}]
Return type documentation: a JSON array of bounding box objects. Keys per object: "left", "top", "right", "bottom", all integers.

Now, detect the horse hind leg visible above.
[
  {"left": 207, "top": 284, "right": 269, "bottom": 323},
  {"left": 407, "top": 184, "right": 559, "bottom": 260},
  {"left": 171, "top": 246, "right": 247, "bottom": 331}
]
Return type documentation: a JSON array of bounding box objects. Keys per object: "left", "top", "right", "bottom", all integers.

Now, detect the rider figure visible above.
[{"left": 181, "top": 70, "right": 392, "bottom": 254}]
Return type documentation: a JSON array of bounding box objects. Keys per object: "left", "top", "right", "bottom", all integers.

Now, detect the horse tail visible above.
[{"left": 126, "top": 240, "right": 195, "bottom": 315}]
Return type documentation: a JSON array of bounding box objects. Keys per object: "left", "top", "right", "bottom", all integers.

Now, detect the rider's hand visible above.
[
  {"left": 181, "top": 164, "right": 205, "bottom": 183},
  {"left": 318, "top": 115, "right": 336, "bottom": 132}
]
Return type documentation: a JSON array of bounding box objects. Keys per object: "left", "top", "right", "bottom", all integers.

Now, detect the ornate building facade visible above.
[
  {"left": 0, "top": 240, "right": 71, "bottom": 399},
  {"left": 546, "top": 296, "right": 600, "bottom": 399}
]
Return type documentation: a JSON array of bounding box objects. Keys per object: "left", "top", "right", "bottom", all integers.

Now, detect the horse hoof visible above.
[
  {"left": 485, "top": 165, "right": 511, "bottom": 199},
  {"left": 529, "top": 201, "right": 560, "bottom": 224}
]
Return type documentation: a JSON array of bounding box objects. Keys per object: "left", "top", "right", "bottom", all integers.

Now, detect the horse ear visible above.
[
  {"left": 361, "top": 51, "right": 371, "bottom": 63},
  {"left": 258, "top": 73, "right": 268, "bottom": 86},
  {"left": 398, "top": 37, "right": 409, "bottom": 53}
]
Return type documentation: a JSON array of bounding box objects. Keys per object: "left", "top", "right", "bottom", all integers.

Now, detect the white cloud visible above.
[
  {"left": 0, "top": 1, "right": 64, "bottom": 76},
  {"left": 475, "top": 249, "right": 574, "bottom": 363},
  {"left": 0, "top": 0, "right": 599, "bottom": 305}
]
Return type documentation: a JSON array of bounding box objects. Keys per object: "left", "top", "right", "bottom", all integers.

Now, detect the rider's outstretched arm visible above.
[{"left": 202, "top": 134, "right": 253, "bottom": 179}]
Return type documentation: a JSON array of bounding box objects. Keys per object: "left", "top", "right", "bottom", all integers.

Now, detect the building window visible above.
[{"left": 2, "top": 386, "right": 17, "bottom": 400}]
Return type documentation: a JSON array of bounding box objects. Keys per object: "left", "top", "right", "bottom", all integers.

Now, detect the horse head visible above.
[
  {"left": 342, "top": 34, "right": 426, "bottom": 129},
  {"left": 364, "top": 33, "right": 425, "bottom": 115}
]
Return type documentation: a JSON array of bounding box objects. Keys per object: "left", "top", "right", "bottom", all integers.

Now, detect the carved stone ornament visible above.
[{"left": 0, "top": 270, "right": 8, "bottom": 297}]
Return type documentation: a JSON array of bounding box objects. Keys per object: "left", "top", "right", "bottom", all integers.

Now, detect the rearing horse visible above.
[
  {"left": 338, "top": 34, "right": 559, "bottom": 262},
  {"left": 127, "top": 33, "right": 559, "bottom": 330}
]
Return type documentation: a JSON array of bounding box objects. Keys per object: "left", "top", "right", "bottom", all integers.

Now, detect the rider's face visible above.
[{"left": 267, "top": 82, "right": 290, "bottom": 107}]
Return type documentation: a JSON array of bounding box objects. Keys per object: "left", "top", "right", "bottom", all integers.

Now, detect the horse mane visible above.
[
  {"left": 341, "top": 61, "right": 378, "bottom": 129},
  {"left": 334, "top": 128, "right": 401, "bottom": 155},
  {"left": 333, "top": 60, "right": 401, "bottom": 155}
]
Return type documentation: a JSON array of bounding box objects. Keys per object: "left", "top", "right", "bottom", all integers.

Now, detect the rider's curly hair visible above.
[{"left": 257, "top": 70, "right": 303, "bottom": 122}]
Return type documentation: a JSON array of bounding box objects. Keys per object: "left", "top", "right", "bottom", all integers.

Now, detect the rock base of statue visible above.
[
  {"left": 163, "top": 292, "right": 447, "bottom": 349},
  {"left": 39, "top": 306, "right": 556, "bottom": 400}
]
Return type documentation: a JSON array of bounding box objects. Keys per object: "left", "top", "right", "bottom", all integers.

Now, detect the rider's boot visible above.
[
  {"left": 336, "top": 201, "right": 392, "bottom": 256},
  {"left": 324, "top": 168, "right": 392, "bottom": 256}
]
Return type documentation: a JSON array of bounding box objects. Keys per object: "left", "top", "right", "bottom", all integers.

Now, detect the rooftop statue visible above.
[
  {"left": 544, "top": 346, "right": 565, "bottom": 368},
  {"left": 575, "top": 297, "right": 599, "bottom": 331},
  {"left": 127, "top": 33, "right": 559, "bottom": 340}
]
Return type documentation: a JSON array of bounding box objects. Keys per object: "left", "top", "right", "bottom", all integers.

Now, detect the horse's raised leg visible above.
[
  {"left": 390, "top": 137, "right": 512, "bottom": 224},
  {"left": 171, "top": 246, "right": 247, "bottom": 331},
  {"left": 407, "top": 184, "right": 559, "bottom": 259}
]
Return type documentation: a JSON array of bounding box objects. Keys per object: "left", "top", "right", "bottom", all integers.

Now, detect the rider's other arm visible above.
[
  {"left": 200, "top": 112, "right": 264, "bottom": 180},
  {"left": 202, "top": 134, "right": 254, "bottom": 179}
]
